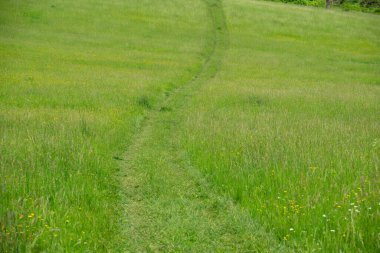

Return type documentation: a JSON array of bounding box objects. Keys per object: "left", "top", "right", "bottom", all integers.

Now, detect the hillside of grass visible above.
[
  {"left": 0, "top": 0, "right": 209, "bottom": 251},
  {"left": 1, "top": 0, "right": 379, "bottom": 252},
  {"left": 177, "top": 0, "right": 380, "bottom": 251}
]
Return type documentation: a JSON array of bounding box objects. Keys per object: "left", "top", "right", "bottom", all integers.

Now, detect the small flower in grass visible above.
[
  {"left": 330, "top": 229, "right": 335, "bottom": 233},
  {"left": 322, "top": 214, "right": 327, "bottom": 218},
  {"left": 28, "top": 213, "right": 35, "bottom": 218},
  {"left": 289, "top": 228, "right": 294, "bottom": 232}
]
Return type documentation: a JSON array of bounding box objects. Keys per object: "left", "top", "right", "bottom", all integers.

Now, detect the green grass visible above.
[
  {"left": 120, "top": 1, "right": 288, "bottom": 251},
  {"left": 177, "top": 0, "right": 380, "bottom": 251},
  {"left": 1, "top": 0, "right": 379, "bottom": 252},
  {"left": 0, "top": 0, "right": 209, "bottom": 251}
]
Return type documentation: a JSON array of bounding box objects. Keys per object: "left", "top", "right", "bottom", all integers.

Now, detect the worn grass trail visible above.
[
  {"left": 177, "top": 1, "right": 380, "bottom": 251},
  {"left": 121, "top": 0, "right": 286, "bottom": 251},
  {"left": 0, "top": 0, "right": 212, "bottom": 251}
]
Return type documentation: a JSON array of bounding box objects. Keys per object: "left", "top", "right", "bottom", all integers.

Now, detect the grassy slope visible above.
[
  {"left": 1, "top": 0, "right": 379, "bottom": 252},
  {"left": 0, "top": 0, "right": 209, "bottom": 251},
  {"left": 178, "top": 0, "right": 380, "bottom": 252},
  {"left": 121, "top": 0, "right": 288, "bottom": 251}
]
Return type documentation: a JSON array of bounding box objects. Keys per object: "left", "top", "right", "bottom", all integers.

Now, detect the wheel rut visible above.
[{"left": 120, "top": 0, "right": 286, "bottom": 251}]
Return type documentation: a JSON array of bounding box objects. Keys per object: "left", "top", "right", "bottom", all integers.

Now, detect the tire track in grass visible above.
[{"left": 120, "top": 0, "right": 287, "bottom": 251}]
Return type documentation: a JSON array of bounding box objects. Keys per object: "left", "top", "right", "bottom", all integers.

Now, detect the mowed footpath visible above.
[
  {"left": 0, "top": 0, "right": 225, "bottom": 251},
  {"left": 176, "top": 0, "right": 380, "bottom": 252},
  {"left": 1, "top": 0, "right": 379, "bottom": 252},
  {"left": 122, "top": 0, "right": 380, "bottom": 252},
  {"left": 120, "top": 0, "right": 287, "bottom": 252}
]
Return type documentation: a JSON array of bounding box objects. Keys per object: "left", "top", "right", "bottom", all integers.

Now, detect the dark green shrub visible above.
[{"left": 360, "top": 0, "right": 380, "bottom": 7}]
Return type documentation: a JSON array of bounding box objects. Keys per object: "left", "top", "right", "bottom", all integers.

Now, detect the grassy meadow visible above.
[
  {"left": 0, "top": 0, "right": 209, "bottom": 251},
  {"left": 1, "top": 0, "right": 379, "bottom": 252},
  {"left": 178, "top": 1, "right": 380, "bottom": 251}
]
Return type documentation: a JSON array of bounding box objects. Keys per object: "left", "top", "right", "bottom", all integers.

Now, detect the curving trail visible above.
[{"left": 120, "top": 0, "right": 285, "bottom": 251}]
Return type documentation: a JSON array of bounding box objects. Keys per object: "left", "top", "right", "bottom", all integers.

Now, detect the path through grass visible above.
[
  {"left": 177, "top": 1, "right": 380, "bottom": 251},
  {"left": 0, "top": 0, "right": 210, "bottom": 251},
  {"left": 1, "top": 0, "right": 379, "bottom": 252},
  {"left": 121, "top": 0, "right": 288, "bottom": 251}
]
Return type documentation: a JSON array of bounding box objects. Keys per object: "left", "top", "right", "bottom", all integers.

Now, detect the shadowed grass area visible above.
[{"left": 0, "top": 0, "right": 209, "bottom": 251}]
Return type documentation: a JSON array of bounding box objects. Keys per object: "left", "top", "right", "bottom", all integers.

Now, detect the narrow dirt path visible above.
[{"left": 120, "top": 0, "right": 286, "bottom": 251}]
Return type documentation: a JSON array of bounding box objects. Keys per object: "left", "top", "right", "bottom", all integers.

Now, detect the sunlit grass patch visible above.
[
  {"left": 178, "top": 0, "right": 380, "bottom": 251},
  {"left": 0, "top": 0, "right": 209, "bottom": 251}
]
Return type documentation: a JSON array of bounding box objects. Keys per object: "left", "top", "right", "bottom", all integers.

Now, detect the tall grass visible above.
[
  {"left": 179, "top": 1, "right": 380, "bottom": 251},
  {"left": 0, "top": 0, "right": 209, "bottom": 251},
  {"left": 1, "top": 0, "right": 379, "bottom": 251}
]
